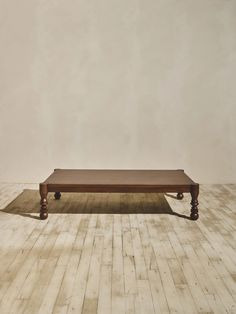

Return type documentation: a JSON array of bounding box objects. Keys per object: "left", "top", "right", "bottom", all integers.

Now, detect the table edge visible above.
[{"left": 41, "top": 169, "right": 198, "bottom": 185}]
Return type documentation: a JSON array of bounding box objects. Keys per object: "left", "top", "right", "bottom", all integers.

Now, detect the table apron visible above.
[{"left": 46, "top": 185, "right": 193, "bottom": 193}]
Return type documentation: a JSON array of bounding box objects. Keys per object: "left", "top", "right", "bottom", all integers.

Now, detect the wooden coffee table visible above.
[{"left": 39, "top": 169, "right": 199, "bottom": 220}]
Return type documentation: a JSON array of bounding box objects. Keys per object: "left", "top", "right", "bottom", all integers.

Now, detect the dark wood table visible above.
[{"left": 39, "top": 169, "right": 199, "bottom": 220}]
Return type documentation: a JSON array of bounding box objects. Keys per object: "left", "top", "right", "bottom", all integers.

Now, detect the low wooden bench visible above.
[{"left": 39, "top": 169, "right": 199, "bottom": 220}]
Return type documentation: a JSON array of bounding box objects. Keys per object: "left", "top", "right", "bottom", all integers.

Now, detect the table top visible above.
[{"left": 42, "top": 169, "right": 197, "bottom": 186}]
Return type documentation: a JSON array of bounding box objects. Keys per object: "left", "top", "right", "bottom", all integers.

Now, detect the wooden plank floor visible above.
[{"left": 0, "top": 183, "right": 236, "bottom": 314}]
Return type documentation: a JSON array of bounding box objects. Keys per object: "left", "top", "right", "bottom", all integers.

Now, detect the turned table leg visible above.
[
  {"left": 190, "top": 185, "right": 199, "bottom": 220},
  {"left": 40, "top": 184, "right": 48, "bottom": 220},
  {"left": 54, "top": 192, "right": 61, "bottom": 200}
]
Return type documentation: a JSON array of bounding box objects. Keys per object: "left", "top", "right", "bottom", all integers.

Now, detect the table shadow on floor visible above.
[{"left": 1, "top": 189, "right": 190, "bottom": 220}]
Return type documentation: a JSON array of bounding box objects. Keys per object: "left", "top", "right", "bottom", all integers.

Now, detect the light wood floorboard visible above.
[{"left": 0, "top": 183, "right": 236, "bottom": 313}]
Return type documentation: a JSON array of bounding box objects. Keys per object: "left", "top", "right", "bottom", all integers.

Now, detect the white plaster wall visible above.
[{"left": 0, "top": 0, "right": 235, "bottom": 183}]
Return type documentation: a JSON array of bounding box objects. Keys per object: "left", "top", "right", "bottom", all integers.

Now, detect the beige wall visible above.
[{"left": 0, "top": 0, "right": 236, "bottom": 184}]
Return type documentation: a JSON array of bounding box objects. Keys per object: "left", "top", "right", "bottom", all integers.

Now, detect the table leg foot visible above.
[
  {"left": 177, "top": 193, "right": 184, "bottom": 200},
  {"left": 190, "top": 185, "right": 199, "bottom": 221},
  {"left": 190, "top": 211, "right": 199, "bottom": 220},
  {"left": 54, "top": 192, "right": 61, "bottom": 200},
  {"left": 40, "top": 210, "right": 48, "bottom": 220}
]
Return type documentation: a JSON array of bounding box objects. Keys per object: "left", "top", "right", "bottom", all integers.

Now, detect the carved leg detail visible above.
[
  {"left": 40, "top": 197, "right": 48, "bottom": 220},
  {"left": 40, "top": 184, "right": 48, "bottom": 220},
  {"left": 190, "top": 185, "right": 199, "bottom": 220},
  {"left": 177, "top": 193, "right": 184, "bottom": 200},
  {"left": 54, "top": 192, "right": 61, "bottom": 200}
]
